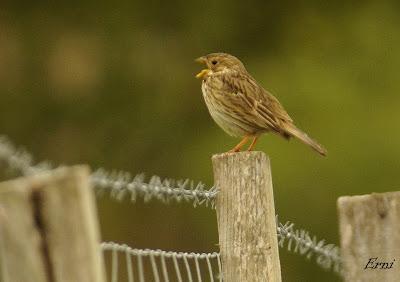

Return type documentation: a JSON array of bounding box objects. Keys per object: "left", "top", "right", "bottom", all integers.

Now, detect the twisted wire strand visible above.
[
  {"left": 101, "top": 242, "right": 220, "bottom": 260},
  {"left": 0, "top": 135, "right": 342, "bottom": 274}
]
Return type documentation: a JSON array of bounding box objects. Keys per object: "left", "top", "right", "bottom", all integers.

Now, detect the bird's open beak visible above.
[
  {"left": 196, "top": 69, "right": 210, "bottom": 79},
  {"left": 195, "top": 56, "right": 210, "bottom": 79}
]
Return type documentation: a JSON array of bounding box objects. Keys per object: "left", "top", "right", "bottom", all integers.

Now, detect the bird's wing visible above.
[{"left": 219, "top": 71, "right": 293, "bottom": 132}]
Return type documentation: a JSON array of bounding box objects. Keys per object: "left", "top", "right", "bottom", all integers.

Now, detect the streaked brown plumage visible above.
[{"left": 196, "top": 52, "right": 327, "bottom": 156}]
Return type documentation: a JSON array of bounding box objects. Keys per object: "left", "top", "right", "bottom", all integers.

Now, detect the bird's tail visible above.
[{"left": 284, "top": 124, "right": 327, "bottom": 156}]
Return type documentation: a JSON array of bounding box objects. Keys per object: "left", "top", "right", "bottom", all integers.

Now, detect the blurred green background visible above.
[{"left": 1, "top": 1, "right": 400, "bottom": 281}]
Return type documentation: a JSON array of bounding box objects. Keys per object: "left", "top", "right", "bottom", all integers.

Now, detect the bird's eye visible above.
[{"left": 211, "top": 60, "right": 218, "bottom": 65}]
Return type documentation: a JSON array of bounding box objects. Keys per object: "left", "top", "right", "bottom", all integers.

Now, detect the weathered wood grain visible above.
[
  {"left": 0, "top": 166, "right": 105, "bottom": 282},
  {"left": 338, "top": 192, "right": 400, "bottom": 282},
  {"left": 212, "top": 151, "right": 281, "bottom": 282}
]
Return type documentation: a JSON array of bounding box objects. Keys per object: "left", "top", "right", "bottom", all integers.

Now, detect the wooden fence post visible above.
[
  {"left": 338, "top": 192, "right": 400, "bottom": 282},
  {"left": 212, "top": 151, "right": 282, "bottom": 282},
  {"left": 0, "top": 166, "right": 105, "bottom": 282}
]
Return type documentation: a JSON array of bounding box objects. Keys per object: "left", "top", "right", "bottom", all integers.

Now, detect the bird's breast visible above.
[
  {"left": 201, "top": 76, "right": 247, "bottom": 137},
  {"left": 201, "top": 77, "right": 222, "bottom": 114},
  {"left": 201, "top": 76, "right": 223, "bottom": 97}
]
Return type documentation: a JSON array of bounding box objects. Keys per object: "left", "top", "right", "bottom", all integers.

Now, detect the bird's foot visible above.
[
  {"left": 228, "top": 148, "right": 241, "bottom": 153},
  {"left": 227, "top": 136, "right": 250, "bottom": 153}
]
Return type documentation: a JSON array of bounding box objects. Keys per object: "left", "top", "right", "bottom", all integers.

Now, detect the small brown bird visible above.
[{"left": 196, "top": 52, "right": 327, "bottom": 156}]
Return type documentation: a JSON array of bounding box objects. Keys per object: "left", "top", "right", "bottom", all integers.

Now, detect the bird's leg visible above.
[
  {"left": 247, "top": 136, "right": 259, "bottom": 151},
  {"left": 229, "top": 136, "right": 250, "bottom": 153}
]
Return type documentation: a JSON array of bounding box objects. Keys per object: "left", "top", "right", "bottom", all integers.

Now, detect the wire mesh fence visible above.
[
  {"left": 0, "top": 135, "right": 342, "bottom": 281},
  {"left": 102, "top": 242, "right": 221, "bottom": 282}
]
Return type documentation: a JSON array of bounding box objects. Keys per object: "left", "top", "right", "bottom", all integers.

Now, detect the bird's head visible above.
[{"left": 195, "top": 53, "right": 246, "bottom": 79}]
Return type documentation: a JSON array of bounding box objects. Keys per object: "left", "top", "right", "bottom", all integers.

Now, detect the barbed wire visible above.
[
  {"left": 92, "top": 169, "right": 217, "bottom": 207},
  {"left": 0, "top": 136, "right": 52, "bottom": 176},
  {"left": 277, "top": 219, "right": 342, "bottom": 274},
  {"left": 101, "top": 242, "right": 222, "bottom": 282},
  {"left": 0, "top": 135, "right": 217, "bottom": 207},
  {"left": 0, "top": 135, "right": 342, "bottom": 274}
]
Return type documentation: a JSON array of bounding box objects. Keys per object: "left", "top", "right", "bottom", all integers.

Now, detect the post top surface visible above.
[
  {"left": 211, "top": 151, "right": 269, "bottom": 161},
  {"left": 337, "top": 191, "right": 400, "bottom": 207},
  {"left": 0, "top": 165, "right": 90, "bottom": 194}
]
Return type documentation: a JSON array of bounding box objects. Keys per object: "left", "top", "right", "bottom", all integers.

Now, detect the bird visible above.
[{"left": 195, "top": 52, "right": 327, "bottom": 156}]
